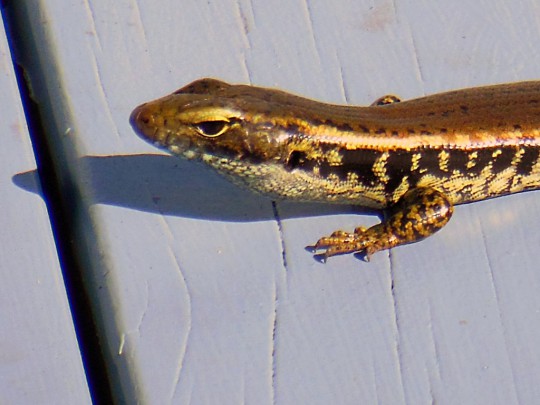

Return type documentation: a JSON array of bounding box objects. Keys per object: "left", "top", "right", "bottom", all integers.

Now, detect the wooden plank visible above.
[
  {"left": 11, "top": 0, "right": 540, "bottom": 403},
  {"left": 0, "top": 14, "right": 91, "bottom": 405}
]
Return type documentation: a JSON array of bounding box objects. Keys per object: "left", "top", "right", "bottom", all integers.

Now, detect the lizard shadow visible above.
[{"left": 13, "top": 154, "right": 379, "bottom": 222}]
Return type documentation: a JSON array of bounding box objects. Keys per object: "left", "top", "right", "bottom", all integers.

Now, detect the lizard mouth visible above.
[{"left": 131, "top": 103, "right": 196, "bottom": 158}]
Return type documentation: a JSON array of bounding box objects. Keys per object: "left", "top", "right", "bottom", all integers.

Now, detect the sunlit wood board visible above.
[{"left": 10, "top": 0, "right": 540, "bottom": 403}]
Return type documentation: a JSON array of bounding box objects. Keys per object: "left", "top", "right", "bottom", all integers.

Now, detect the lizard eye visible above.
[{"left": 193, "top": 120, "right": 230, "bottom": 137}]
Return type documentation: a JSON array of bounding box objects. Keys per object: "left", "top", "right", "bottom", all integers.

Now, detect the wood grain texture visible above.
[
  {"left": 11, "top": 0, "right": 540, "bottom": 403},
  {"left": 0, "top": 14, "right": 91, "bottom": 405}
]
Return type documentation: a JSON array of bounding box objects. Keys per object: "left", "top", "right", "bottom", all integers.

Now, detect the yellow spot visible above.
[
  {"left": 391, "top": 176, "right": 410, "bottom": 203},
  {"left": 373, "top": 152, "right": 390, "bottom": 182},
  {"left": 492, "top": 149, "right": 502, "bottom": 158},
  {"left": 347, "top": 172, "right": 359, "bottom": 183},
  {"left": 529, "top": 155, "right": 540, "bottom": 178},
  {"left": 293, "top": 140, "right": 324, "bottom": 160},
  {"left": 325, "top": 149, "right": 343, "bottom": 165},
  {"left": 466, "top": 151, "right": 478, "bottom": 169},
  {"left": 480, "top": 164, "right": 494, "bottom": 194},
  {"left": 438, "top": 150, "right": 450, "bottom": 172},
  {"left": 327, "top": 173, "right": 340, "bottom": 183},
  {"left": 411, "top": 153, "right": 422, "bottom": 171},
  {"left": 511, "top": 148, "right": 525, "bottom": 166},
  {"left": 510, "top": 174, "right": 523, "bottom": 191}
]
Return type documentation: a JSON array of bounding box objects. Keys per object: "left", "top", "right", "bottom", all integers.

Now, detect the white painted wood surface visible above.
[
  {"left": 0, "top": 15, "right": 91, "bottom": 405},
  {"left": 12, "top": 0, "right": 540, "bottom": 403}
]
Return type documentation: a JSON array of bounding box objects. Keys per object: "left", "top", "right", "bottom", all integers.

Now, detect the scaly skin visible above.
[{"left": 130, "top": 79, "right": 540, "bottom": 260}]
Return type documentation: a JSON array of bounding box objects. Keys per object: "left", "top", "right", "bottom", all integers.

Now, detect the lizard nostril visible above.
[{"left": 130, "top": 104, "right": 157, "bottom": 140}]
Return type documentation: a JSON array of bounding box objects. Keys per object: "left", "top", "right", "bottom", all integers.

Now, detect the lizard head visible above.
[{"left": 130, "top": 78, "right": 291, "bottom": 166}]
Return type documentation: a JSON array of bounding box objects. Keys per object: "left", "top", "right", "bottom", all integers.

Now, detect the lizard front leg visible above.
[
  {"left": 370, "top": 94, "right": 401, "bottom": 106},
  {"left": 310, "top": 187, "right": 454, "bottom": 261}
]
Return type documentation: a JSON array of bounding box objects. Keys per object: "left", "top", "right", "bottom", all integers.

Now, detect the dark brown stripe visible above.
[
  {"left": 286, "top": 150, "right": 310, "bottom": 171},
  {"left": 516, "top": 146, "right": 540, "bottom": 176},
  {"left": 325, "top": 148, "right": 381, "bottom": 185},
  {"left": 491, "top": 147, "right": 516, "bottom": 174},
  {"left": 446, "top": 149, "right": 470, "bottom": 173},
  {"left": 384, "top": 150, "right": 413, "bottom": 194},
  {"left": 470, "top": 148, "right": 494, "bottom": 175},
  {"left": 413, "top": 148, "right": 446, "bottom": 178},
  {"left": 288, "top": 146, "right": 382, "bottom": 188}
]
